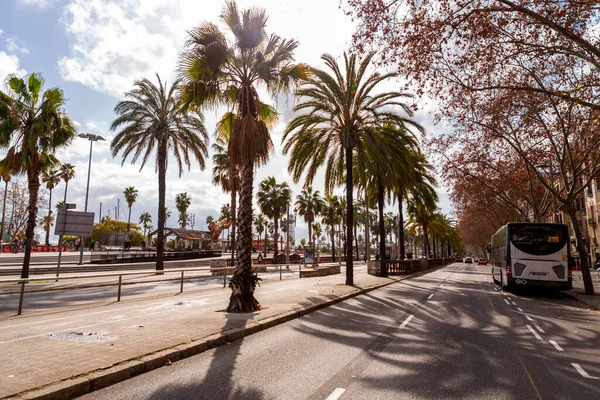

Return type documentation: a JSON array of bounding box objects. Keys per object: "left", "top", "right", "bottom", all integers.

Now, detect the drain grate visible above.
[{"left": 49, "top": 331, "right": 115, "bottom": 343}]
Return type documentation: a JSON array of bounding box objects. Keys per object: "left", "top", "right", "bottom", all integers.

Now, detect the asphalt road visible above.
[{"left": 81, "top": 263, "right": 600, "bottom": 400}]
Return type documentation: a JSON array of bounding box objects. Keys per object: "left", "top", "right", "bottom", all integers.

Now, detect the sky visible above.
[{"left": 0, "top": 0, "right": 453, "bottom": 243}]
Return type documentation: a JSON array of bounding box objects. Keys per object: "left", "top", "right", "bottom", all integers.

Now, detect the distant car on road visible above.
[
  {"left": 455, "top": 256, "right": 463, "bottom": 262},
  {"left": 478, "top": 258, "right": 488, "bottom": 265},
  {"left": 464, "top": 257, "right": 473, "bottom": 264}
]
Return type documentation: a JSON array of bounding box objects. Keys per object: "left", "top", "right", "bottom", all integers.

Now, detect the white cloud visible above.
[
  {"left": 0, "top": 51, "right": 26, "bottom": 86},
  {"left": 58, "top": 0, "right": 179, "bottom": 97},
  {"left": 5, "top": 37, "right": 30, "bottom": 55}
]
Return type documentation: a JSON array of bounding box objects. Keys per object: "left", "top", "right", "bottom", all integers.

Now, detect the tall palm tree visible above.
[
  {"left": 295, "top": 187, "right": 323, "bottom": 248},
  {"left": 59, "top": 163, "right": 76, "bottom": 206},
  {"left": 257, "top": 177, "right": 291, "bottom": 260},
  {"left": 283, "top": 52, "right": 422, "bottom": 285},
  {"left": 123, "top": 186, "right": 138, "bottom": 233},
  {"left": 0, "top": 169, "right": 11, "bottom": 244},
  {"left": 139, "top": 212, "right": 152, "bottom": 237},
  {"left": 0, "top": 73, "right": 76, "bottom": 278},
  {"left": 41, "top": 167, "right": 61, "bottom": 246},
  {"left": 179, "top": 0, "right": 306, "bottom": 312},
  {"left": 175, "top": 192, "right": 192, "bottom": 228},
  {"left": 321, "top": 194, "right": 341, "bottom": 260},
  {"left": 407, "top": 181, "right": 439, "bottom": 258},
  {"left": 254, "top": 213, "right": 267, "bottom": 257},
  {"left": 110, "top": 74, "right": 208, "bottom": 272}
]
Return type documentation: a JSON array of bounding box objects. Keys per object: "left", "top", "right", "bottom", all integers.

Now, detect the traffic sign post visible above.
[{"left": 54, "top": 209, "right": 94, "bottom": 277}]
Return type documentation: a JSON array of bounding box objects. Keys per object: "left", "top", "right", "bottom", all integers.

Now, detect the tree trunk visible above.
[
  {"left": 156, "top": 143, "right": 167, "bottom": 272},
  {"left": 263, "top": 228, "right": 267, "bottom": 257},
  {"left": 0, "top": 181, "right": 8, "bottom": 244},
  {"left": 398, "top": 193, "right": 405, "bottom": 259},
  {"left": 364, "top": 196, "right": 370, "bottom": 261},
  {"left": 273, "top": 218, "right": 279, "bottom": 259},
  {"left": 330, "top": 220, "right": 335, "bottom": 261},
  {"left": 21, "top": 170, "right": 41, "bottom": 279},
  {"left": 227, "top": 159, "right": 260, "bottom": 312},
  {"left": 45, "top": 188, "right": 52, "bottom": 246},
  {"left": 308, "top": 218, "right": 312, "bottom": 247},
  {"left": 378, "top": 180, "right": 387, "bottom": 277},
  {"left": 354, "top": 223, "right": 359, "bottom": 261},
  {"left": 423, "top": 223, "right": 430, "bottom": 258},
  {"left": 127, "top": 206, "right": 132, "bottom": 233},
  {"left": 230, "top": 188, "right": 236, "bottom": 267},
  {"left": 345, "top": 147, "right": 354, "bottom": 285},
  {"left": 566, "top": 207, "right": 595, "bottom": 295}
]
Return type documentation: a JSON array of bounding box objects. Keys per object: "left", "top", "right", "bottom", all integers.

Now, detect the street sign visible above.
[
  {"left": 54, "top": 211, "right": 94, "bottom": 236},
  {"left": 66, "top": 203, "right": 76, "bottom": 209}
]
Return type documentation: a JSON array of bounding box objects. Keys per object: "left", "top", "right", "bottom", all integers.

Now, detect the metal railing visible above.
[
  {"left": 90, "top": 249, "right": 222, "bottom": 264},
  {"left": 0, "top": 261, "right": 339, "bottom": 316}
]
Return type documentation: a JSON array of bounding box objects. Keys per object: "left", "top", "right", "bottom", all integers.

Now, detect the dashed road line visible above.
[
  {"left": 572, "top": 364, "right": 600, "bottom": 380},
  {"left": 511, "top": 302, "right": 517, "bottom": 306},
  {"left": 549, "top": 340, "right": 563, "bottom": 352},
  {"left": 504, "top": 299, "right": 511, "bottom": 305},
  {"left": 427, "top": 294, "right": 434, "bottom": 300},
  {"left": 326, "top": 388, "right": 346, "bottom": 400},
  {"left": 526, "top": 324, "right": 543, "bottom": 340},
  {"left": 535, "top": 325, "right": 545, "bottom": 334},
  {"left": 524, "top": 314, "right": 534, "bottom": 322},
  {"left": 400, "top": 314, "right": 414, "bottom": 329},
  {"left": 517, "top": 307, "right": 524, "bottom": 312}
]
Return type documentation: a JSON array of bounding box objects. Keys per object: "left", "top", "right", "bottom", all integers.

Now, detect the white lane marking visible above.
[
  {"left": 526, "top": 324, "right": 543, "bottom": 340},
  {"left": 326, "top": 388, "right": 346, "bottom": 400},
  {"left": 572, "top": 364, "right": 600, "bottom": 380},
  {"left": 511, "top": 302, "right": 517, "bottom": 306},
  {"left": 525, "top": 314, "right": 534, "bottom": 321},
  {"left": 507, "top": 297, "right": 512, "bottom": 300},
  {"left": 504, "top": 299, "right": 511, "bottom": 305},
  {"left": 439, "top": 284, "right": 444, "bottom": 287},
  {"left": 549, "top": 340, "right": 563, "bottom": 352},
  {"left": 427, "top": 294, "right": 434, "bottom": 299},
  {"left": 517, "top": 307, "right": 524, "bottom": 312},
  {"left": 535, "top": 325, "right": 545, "bottom": 333},
  {"left": 400, "top": 314, "right": 414, "bottom": 329}
]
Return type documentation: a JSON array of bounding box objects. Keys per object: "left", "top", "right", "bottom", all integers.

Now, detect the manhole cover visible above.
[{"left": 49, "top": 331, "right": 115, "bottom": 343}]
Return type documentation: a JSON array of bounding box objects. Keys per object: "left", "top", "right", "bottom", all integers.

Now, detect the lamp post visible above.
[
  {"left": 78, "top": 133, "right": 105, "bottom": 265},
  {"left": 286, "top": 202, "right": 290, "bottom": 267},
  {"left": 538, "top": 163, "right": 557, "bottom": 223}
]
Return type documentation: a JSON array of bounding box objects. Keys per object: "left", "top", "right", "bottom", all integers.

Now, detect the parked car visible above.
[
  {"left": 478, "top": 258, "right": 488, "bottom": 265},
  {"left": 464, "top": 257, "right": 473, "bottom": 264},
  {"left": 455, "top": 256, "right": 463, "bottom": 262}
]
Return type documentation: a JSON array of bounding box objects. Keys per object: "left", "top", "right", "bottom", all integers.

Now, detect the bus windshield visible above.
[{"left": 509, "top": 225, "right": 567, "bottom": 256}]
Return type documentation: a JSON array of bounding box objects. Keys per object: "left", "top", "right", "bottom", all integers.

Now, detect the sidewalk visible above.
[
  {"left": 0, "top": 263, "right": 434, "bottom": 399},
  {"left": 563, "top": 270, "right": 600, "bottom": 310}
]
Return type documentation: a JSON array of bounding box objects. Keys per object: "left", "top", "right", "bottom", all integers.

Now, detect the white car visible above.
[{"left": 464, "top": 257, "right": 473, "bottom": 264}]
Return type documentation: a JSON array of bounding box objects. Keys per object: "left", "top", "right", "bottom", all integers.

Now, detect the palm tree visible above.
[
  {"left": 123, "top": 186, "right": 138, "bottom": 233},
  {"left": 0, "top": 73, "right": 76, "bottom": 278},
  {"left": 321, "top": 194, "right": 341, "bottom": 260},
  {"left": 59, "top": 163, "right": 76, "bottom": 205},
  {"left": 257, "top": 177, "right": 291, "bottom": 260},
  {"left": 139, "top": 212, "right": 152, "bottom": 237},
  {"left": 254, "top": 214, "right": 267, "bottom": 257},
  {"left": 407, "top": 181, "right": 439, "bottom": 258},
  {"left": 295, "top": 187, "right": 323, "bottom": 248},
  {"left": 0, "top": 169, "right": 11, "bottom": 244},
  {"left": 175, "top": 192, "right": 192, "bottom": 228},
  {"left": 41, "top": 167, "right": 61, "bottom": 246},
  {"left": 110, "top": 74, "right": 208, "bottom": 272},
  {"left": 283, "top": 52, "right": 422, "bottom": 285},
  {"left": 313, "top": 222, "right": 322, "bottom": 262},
  {"left": 179, "top": 0, "right": 306, "bottom": 312}
]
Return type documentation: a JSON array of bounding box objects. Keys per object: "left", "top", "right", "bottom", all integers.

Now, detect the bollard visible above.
[
  {"left": 280, "top": 264, "right": 282, "bottom": 281},
  {"left": 117, "top": 275, "right": 122, "bottom": 302},
  {"left": 180, "top": 270, "right": 184, "bottom": 293},
  {"left": 17, "top": 281, "right": 25, "bottom": 315}
]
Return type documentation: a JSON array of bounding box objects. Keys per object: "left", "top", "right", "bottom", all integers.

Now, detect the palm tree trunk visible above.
[
  {"left": 354, "top": 223, "right": 359, "bottom": 261},
  {"left": 127, "top": 206, "right": 132, "bottom": 233},
  {"left": 273, "top": 218, "right": 279, "bottom": 259},
  {"left": 1, "top": 181, "right": 9, "bottom": 244},
  {"left": 308, "top": 219, "right": 312, "bottom": 247},
  {"left": 330, "top": 219, "right": 335, "bottom": 261},
  {"left": 398, "top": 193, "right": 405, "bottom": 259},
  {"left": 423, "top": 223, "right": 430, "bottom": 258},
  {"left": 227, "top": 159, "right": 260, "bottom": 312},
  {"left": 230, "top": 188, "right": 236, "bottom": 267},
  {"left": 377, "top": 180, "right": 387, "bottom": 277},
  {"left": 156, "top": 144, "right": 167, "bottom": 272},
  {"left": 45, "top": 188, "right": 53, "bottom": 246},
  {"left": 263, "top": 228, "right": 267, "bottom": 257},
  {"left": 364, "top": 196, "right": 370, "bottom": 261},
  {"left": 345, "top": 147, "right": 354, "bottom": 285},
  {"left": 21, "top": 171, "right": 41, "bottom": 279}
]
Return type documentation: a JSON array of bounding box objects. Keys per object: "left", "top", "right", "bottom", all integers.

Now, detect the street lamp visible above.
[
  {"left": 537, "top": 163, "right": 557, "bottom": 223},
  {"left": 78, "top": 133, "right": 105, "bottom": 265}
]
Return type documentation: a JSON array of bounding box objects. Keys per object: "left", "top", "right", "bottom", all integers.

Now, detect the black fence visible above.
[{"left": 90, "top": 249, "right": 223, "bottom": 264}]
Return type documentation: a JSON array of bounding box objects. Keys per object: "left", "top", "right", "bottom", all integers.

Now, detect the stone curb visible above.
[
  {"left": 5, "top": 265, "right": 447, "bottom": 400},
  {"left": 560, "top": 292, "right": 600, "bottom": 311}
]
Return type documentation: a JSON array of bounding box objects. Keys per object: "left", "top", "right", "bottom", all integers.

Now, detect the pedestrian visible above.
[
  {"left": 89, "top": 240, "right": 95, "bottom": 251},
  {"left": 21, "top": 239, "right": 26, "bottom": 253},
  {"left": 257, "top": 253, "right": 263, "bottom": 264},
  {"left": 12, "top": 238, "right": 18, "bottom": 254},
  {"left": 75, "top": 238, "right": 81, "bottom": 252},
  {"left": 141, "top": 241, "right": 146, "bottom": 251}
]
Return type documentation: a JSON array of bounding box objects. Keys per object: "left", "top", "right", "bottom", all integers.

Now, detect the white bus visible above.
[{"left": 489, "top": 223, "right": 572, "bottom": 291}]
